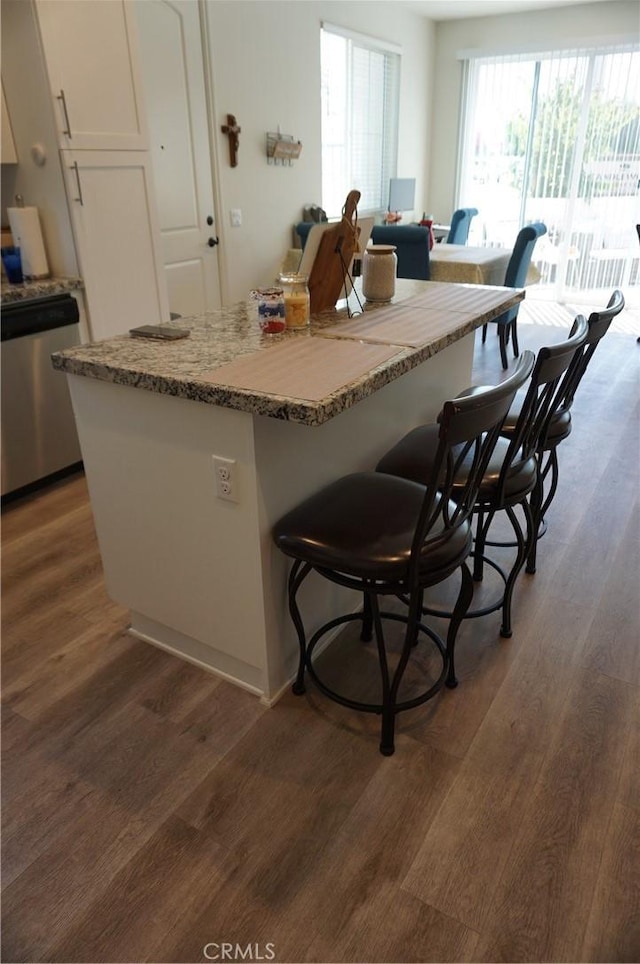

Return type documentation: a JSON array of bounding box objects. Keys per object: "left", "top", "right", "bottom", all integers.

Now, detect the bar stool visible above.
[
  {"left": 272, "top": 355, "right": 533, "bottom": 757},
  {"left": 502, "top": 290, "right": 624, "bottom": 573},
  {"left": 376, "top": 319, "right": 588, "bottom": 638}
]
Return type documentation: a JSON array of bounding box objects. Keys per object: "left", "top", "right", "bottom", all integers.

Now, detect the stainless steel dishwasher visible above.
[{"left": 1, "top": 294, "right": 83, "bottom": 498}]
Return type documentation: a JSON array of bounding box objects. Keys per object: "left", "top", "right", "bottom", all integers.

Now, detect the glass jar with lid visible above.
[
  {"left": 278, "top": 272, "right": 310, "bottom": 329},
  {"left": 362, "top": 244, "right": 397, "bottom": 303}
]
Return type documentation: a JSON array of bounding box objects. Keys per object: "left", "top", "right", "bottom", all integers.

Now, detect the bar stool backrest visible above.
[
  {"left": 493, "top": 317, "right": 589, "bottom": 504},
  {"left": 410, "top": 351, "right": 534, "bottom": 584},
  {"left": 557, "top": 289, "right": 625, "bottom": 417}
]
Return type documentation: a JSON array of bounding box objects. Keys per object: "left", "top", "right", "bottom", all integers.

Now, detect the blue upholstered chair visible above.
[
  {"left": 294, "top": 222, "right": 315, "bottom": 249},
  {"left": 369, "top": 224, "right": 430, "bottom": 280},
  {"left": 447, "top": 208, "right": 478, "bottom": 244},
  {"left": 483, "top": 221, "right": 547, "bottom": 370},
  {"left": 295, "top": 221, "right": 430, "bottom": 281}
]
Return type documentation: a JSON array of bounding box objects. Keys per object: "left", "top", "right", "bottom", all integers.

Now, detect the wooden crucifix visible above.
[{"left": 221, "top": 114, "right": 241, "bottom": 167}]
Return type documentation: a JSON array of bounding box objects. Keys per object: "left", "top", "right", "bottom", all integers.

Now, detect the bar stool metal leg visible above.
[
  {"left": 446, "top": 562, "right": 473, "bottom": 688},
  {"left": 288, "top": 559, "right": 312, "bottom": 695}
]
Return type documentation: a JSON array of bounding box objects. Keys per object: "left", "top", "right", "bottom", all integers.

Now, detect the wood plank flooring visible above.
[{"left": 2, "top": 313, "right": 639, "bottom": 963}]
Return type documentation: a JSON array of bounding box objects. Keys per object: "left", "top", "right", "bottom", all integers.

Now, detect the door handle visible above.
[
  {"left": 70, "top": 161, "right": 84, "bottom": 205},
  {"left": 208, "top": 237, "right": 219, "bottom": 247},
  {"left": 57, "top": 89, "right": 72, "bottom": 138}
]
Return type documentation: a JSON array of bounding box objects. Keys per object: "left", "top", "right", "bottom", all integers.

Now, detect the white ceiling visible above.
[{"left": 403, "top": 0, "right": 607, "bottom": 21}]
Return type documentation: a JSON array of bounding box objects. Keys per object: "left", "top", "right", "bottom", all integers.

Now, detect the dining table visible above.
[{"left": 429, "top": 243, "right": 540, "bottom": 286}]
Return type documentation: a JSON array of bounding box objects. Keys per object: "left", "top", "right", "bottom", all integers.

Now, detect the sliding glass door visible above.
[{"left": 459, "top": 45, "right": 640, "bottom": 305}]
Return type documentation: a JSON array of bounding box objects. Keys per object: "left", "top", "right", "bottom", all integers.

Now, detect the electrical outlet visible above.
[{"left": 212, "top": 456, "right": 238, "bottom": 502}]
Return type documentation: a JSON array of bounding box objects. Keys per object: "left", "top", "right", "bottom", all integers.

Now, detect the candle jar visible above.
[
  {"left": 362, "top": 245, "right": 397, "bottom": 303},
  {"left": 249, "top": 287, "right": 286, "bottom": 333},
  {"left": 279, "top": 272, "right": 310, "bottom": 329}
]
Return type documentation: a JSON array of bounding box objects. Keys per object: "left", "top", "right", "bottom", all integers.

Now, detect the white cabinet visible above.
[
  {"left": 2, "top": 0, "right": 169, "bottom": 340},
  {"left": 62, "top": 151, "right": 169, "bottom": 340},
  {"left": 35, "top": 0, "right": 147, "bottom": 150},
  {"left": 1, "top": 81, "right": 18, "bottom": 163}
]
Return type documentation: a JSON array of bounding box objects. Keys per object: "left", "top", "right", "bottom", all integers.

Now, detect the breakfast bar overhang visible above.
[{"left": 52, "top": 280, "right": 524, "bottom": 703}]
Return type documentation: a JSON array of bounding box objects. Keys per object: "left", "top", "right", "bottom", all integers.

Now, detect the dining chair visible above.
[
  {"left": 376, "top": 317, "right": 588, "bottom": 640},
  {"left": 294, "top": 222, "right": 314, "bottom": 249},
  {"left": 503, "top": 289, "right": 625, "bottom": 573},
  {"left": 272, "top": 356, "right": 532, "bottom": 756},
  {"left": 447, "top": 208, "right": 478, "bottom": 244},
  {"left": 370, "top": 224, "right": 431, "bottom": 280},
  {"left": 481, "top": 221, "right": 547, "bottom": 369}
]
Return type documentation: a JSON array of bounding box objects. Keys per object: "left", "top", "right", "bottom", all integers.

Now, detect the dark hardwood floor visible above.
[{"left": 2, "top": 309, "right": 639, "bottom": 964}]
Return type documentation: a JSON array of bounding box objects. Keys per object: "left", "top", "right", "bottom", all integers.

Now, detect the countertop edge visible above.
[
  {"left": 1, "top": 277, "right": 84, "bottom": 303},
  {"left": 51, "top": 286, "right": 524, "bottom": 425}
]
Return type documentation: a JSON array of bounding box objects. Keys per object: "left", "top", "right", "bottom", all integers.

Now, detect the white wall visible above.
[
  {"left": 428, "top": 0, "right": 640, "bottom": 226},
  {"left": 205, "top": 1, "right": 434, "bottom": 302}
]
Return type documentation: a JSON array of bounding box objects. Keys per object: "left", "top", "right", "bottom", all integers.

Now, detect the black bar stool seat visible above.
[
  {"left": 378, "top": 431, "right": 538, "bottom": 506},
  {"left": 275, "top": 472, "right": 472, "bottom": 584}
]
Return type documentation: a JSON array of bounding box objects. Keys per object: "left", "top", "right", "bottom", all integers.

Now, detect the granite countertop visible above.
[
  {"left": 1, "top": 276, "right": 84, "bottom": 303},
  {"left": 51, "top": 279, "right": 523, "bottom": 426}
]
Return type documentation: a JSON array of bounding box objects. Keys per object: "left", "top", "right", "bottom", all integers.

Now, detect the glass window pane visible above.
[
  {"left": 459, "top": 45, "right": 640, "bottom": 306},
  {"left": 321, "top": 27, "right": 399, "bottom": 218}
]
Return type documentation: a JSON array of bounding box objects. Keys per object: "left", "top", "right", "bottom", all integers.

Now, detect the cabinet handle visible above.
[
  {"left": 70, "top": 161, "right": 84, "bottom": 206},
  {"left": 57, "top": 89, "right": 72, "bottom": 138},
  {"left": 208, "top": 237, "right": 219, "bottom": 247}
]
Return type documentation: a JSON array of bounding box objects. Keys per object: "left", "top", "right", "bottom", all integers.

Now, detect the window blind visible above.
[{"left": 321, "top": 24, "right": 400, "bottom": 218}]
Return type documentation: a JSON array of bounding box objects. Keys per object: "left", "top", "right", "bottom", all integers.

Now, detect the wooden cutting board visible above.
[{"left": 308, "top": 190, "right": 360, "bottom": 314}]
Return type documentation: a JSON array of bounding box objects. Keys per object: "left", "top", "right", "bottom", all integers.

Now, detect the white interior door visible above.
[{"left": 134, "top": 0, "right": 221, "bottom": 316}]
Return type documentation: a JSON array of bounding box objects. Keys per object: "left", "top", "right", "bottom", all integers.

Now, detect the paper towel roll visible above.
[{"left": 7, "top": 206, "right": 50, "bottom": 279}]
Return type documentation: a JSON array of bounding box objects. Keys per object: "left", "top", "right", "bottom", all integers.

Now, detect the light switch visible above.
[{"left": 230, "top": 208, "right": 242, "bottom": 227}]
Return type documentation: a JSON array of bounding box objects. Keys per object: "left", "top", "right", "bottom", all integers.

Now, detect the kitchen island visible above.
[{"left": 52, "top": 279, "right": 523, "bottom": 702}]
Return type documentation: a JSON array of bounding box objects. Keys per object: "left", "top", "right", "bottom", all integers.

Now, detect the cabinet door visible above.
[
  {"left": 36, "top": 0, "right": 147, "bottom": 150},
  {"left": 62, "top": 151, "right": 169, "bottom": 340}
]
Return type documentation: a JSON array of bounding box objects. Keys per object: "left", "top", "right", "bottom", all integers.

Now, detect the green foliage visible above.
[{"left": 505, "top": 80, "right": 639, "bottom": 198}]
